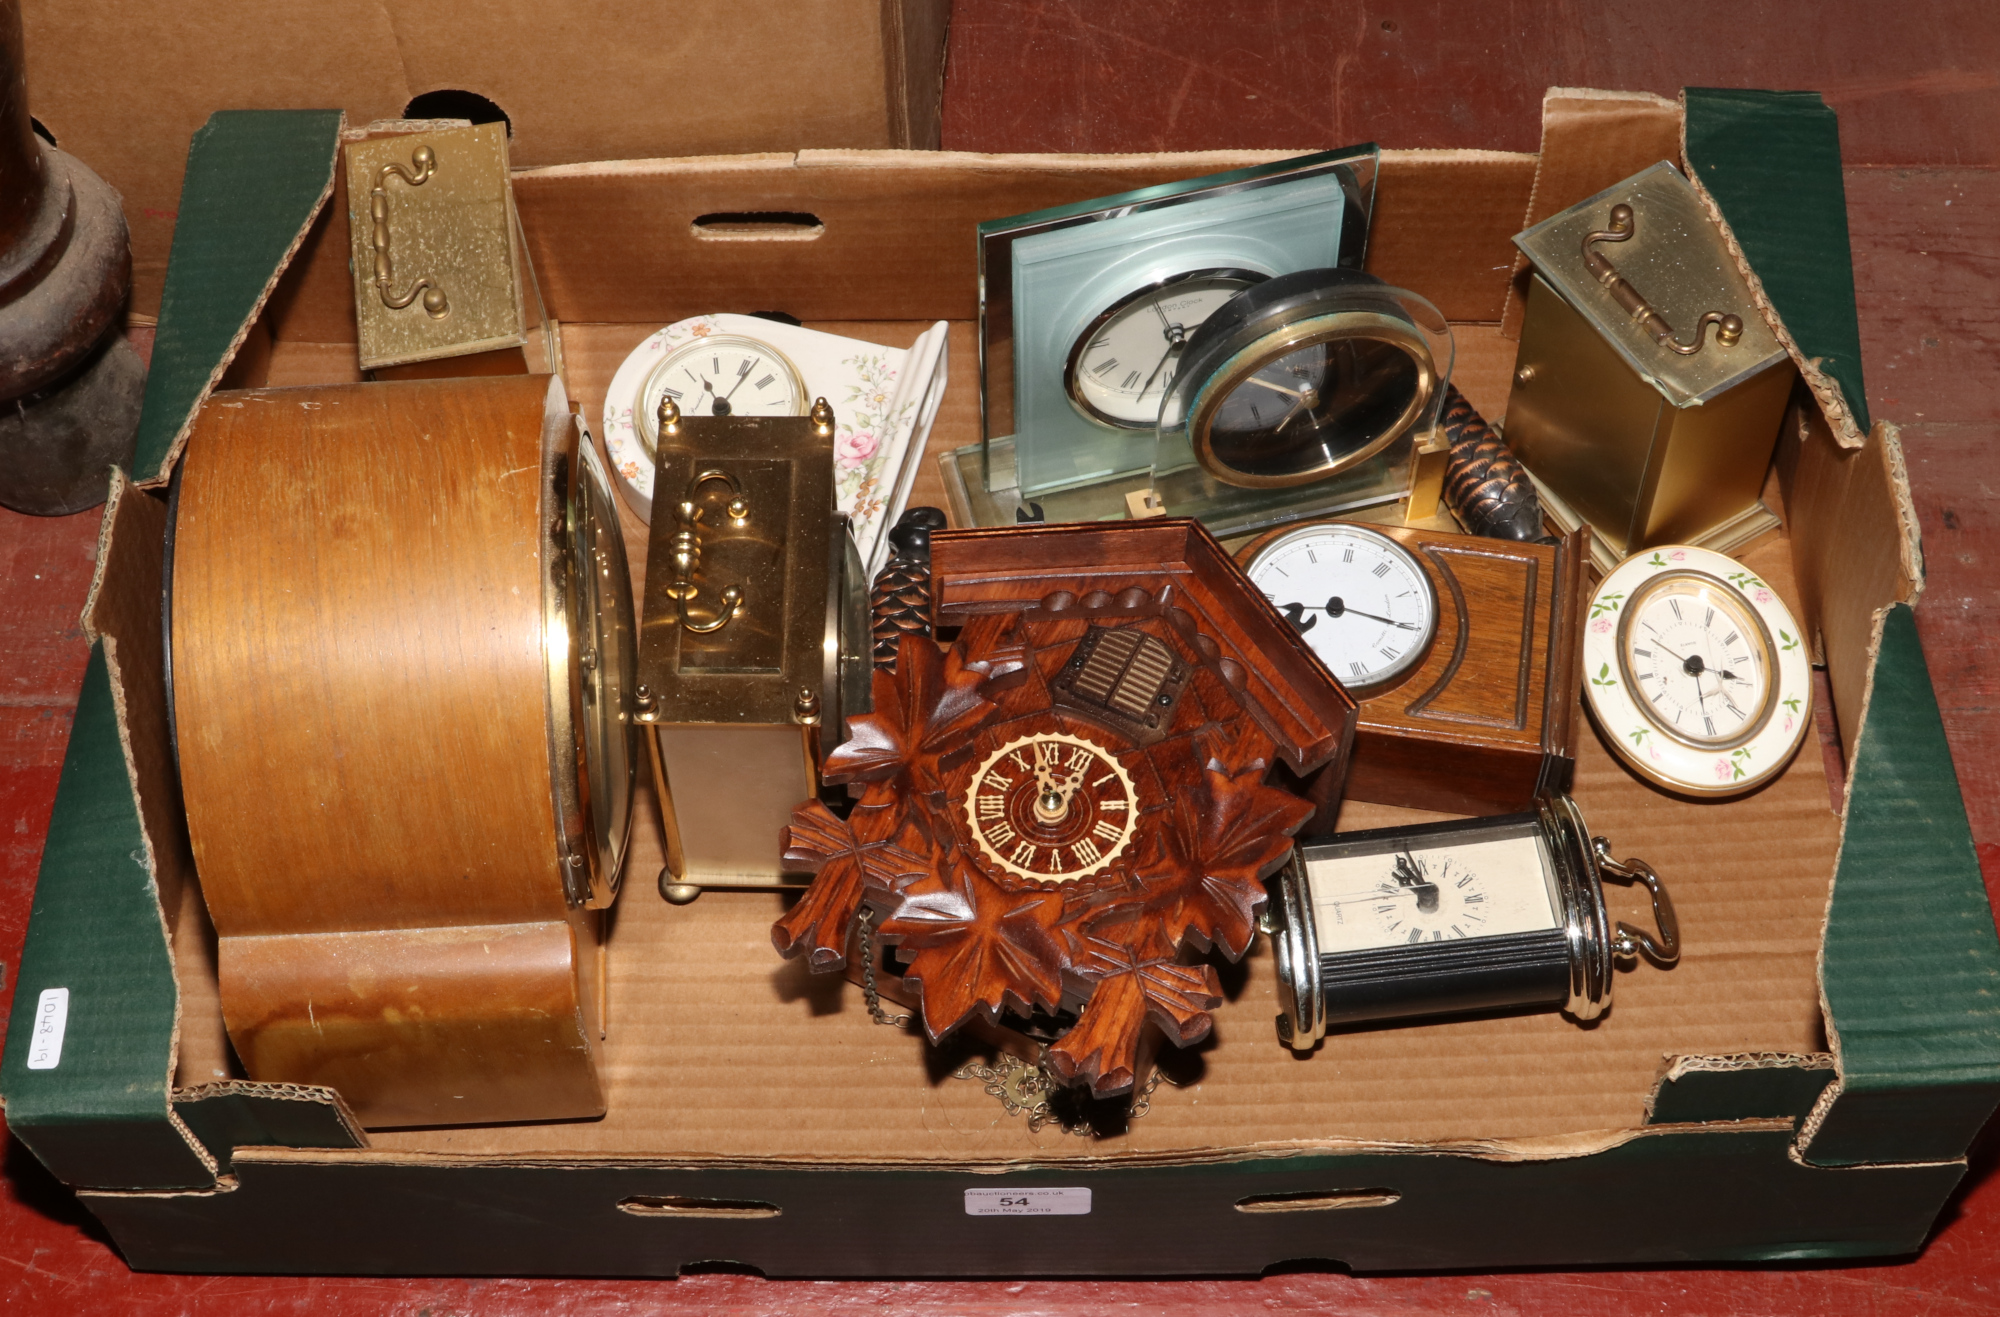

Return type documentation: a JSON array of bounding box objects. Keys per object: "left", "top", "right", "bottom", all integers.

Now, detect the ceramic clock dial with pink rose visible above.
[{"left": 602, "top": 314, "right": 949, "bottom": 574}]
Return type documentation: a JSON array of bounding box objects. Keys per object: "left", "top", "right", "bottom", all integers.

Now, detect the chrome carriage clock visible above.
[{"left": 1265, "top": 796, "right": 1679, "bottom": 1050}]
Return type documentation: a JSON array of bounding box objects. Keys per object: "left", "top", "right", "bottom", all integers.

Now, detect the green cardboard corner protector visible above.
[
  {"left": 0, "top": 649, "right": 213, "bottom": 1191},
  {"left": 131, "top": 109, "right": 345, "bottom": 485},
  {"left": 1682, "top": 87, "right": 1871, "bottom": 445},
  {"left": 1811, "top": 604, "right": 2000, "bottom": 1166}
]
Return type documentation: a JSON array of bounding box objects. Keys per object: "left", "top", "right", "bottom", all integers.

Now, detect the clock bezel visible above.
[
  {"left": 1242, "top": 521, "right": 1440, "bottom": 694},
  {"left": 1583, "top": 545, "right": 1812, "bottom": 797},
  {"left": 1184, "top": 309, "right": 1438, "bottom": 491},
  {"left": 635, "top": 332, "right": 809, "bottom": 455},
  {"left": 1613, "top": 568, "right": 1780, "bottom": 752},
  {"left": 1060, "top": 266, "right": 1268, "bottom": 432}
]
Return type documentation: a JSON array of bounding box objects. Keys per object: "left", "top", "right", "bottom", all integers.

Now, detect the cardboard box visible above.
[
  {"left": 18, "top": 0, "right": 952, "bottom": 320},
  {"left": 5, "top": 89, "right": 1999, "bottom": 1277}
]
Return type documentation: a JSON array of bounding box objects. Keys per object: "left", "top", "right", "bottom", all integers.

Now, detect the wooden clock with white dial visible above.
[{"left": 1238, "top": 520, "right": 1590, "bottom": 822}]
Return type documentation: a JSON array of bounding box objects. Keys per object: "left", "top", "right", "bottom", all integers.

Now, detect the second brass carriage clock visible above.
[{"left": 633, "top": 395, "right": 873, "bottom": 902}]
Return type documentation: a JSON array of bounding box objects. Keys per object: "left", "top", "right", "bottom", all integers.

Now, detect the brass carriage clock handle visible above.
[
  {"left": 1581, "top": 204, "right": 1742, "bottom": 357},
  {"left": 658, "top": 396, "right": 751, "bottom": 635},
  {"left": 1593, "top": 837, "right": 1681, "bottom": 967},
  {"left": 370, "top": 144, "right": 449, "bottom": 319}
]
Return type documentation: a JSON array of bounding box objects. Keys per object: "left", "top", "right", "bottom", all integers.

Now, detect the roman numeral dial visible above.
[
  {"left": 1064, "top": 268, "right": 1267, "bottom": 429},
  {"left": 636, "top": 332, "right": 808, "bottom": 455},
  {"left": 963, "top": 729, "right": 1138, "bottom": 884}
]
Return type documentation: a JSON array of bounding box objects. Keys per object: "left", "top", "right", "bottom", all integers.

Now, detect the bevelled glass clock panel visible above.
[{"left": 978, "top": 146, "right": 1379, "bottom": 501}]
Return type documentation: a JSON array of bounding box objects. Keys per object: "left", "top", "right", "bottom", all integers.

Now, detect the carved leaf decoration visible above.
[
  {"left": 1043, "top": 971, "right": 1147, "bottom": 1095},
  {"left": 847, "top": 783, "right": 934, "bottom": 896},
  {"left": 820, "top": 656, "right": 930, "bottom": 785},
  {"left": 1053, "top": 924, "right": 1222, "bottom": 1095},
  {"left": 1181, "top": 723, "right": 1316, "bottom": 959},
  {"left": 1136, "top": 960, "right": 1225, "bottom": 1046},
  {"left": 772, "top": 788, "right": 933, "bottom": 970},
  {"left": 823, "top": 627, "right": 1021, "bottom": 785},
  {"left": 922, "top": 613, "right": 1028, "bottom": 752},
  {"left": 875, "top": 859, "right": 1064, "bottom": 1039},
  {"left": 1043, "top": 959, "right": 1219, "bottom": 1097},
  {"left": 771, "top": 800, "right": 867, "bottom": 970}
]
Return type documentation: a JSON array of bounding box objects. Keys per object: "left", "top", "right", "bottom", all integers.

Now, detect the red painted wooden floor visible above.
[{"left": 2, "top": 2, "right": 1997, "bottom": 1310}]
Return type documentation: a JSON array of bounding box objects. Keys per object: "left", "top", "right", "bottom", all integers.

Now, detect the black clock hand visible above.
[
  {"left": 1279, "top": 601, "right": 1318, "bottom": 634},
  {"left": 1643, "top": 624, "right": 1720, "bottom": 681},
  {"left": 688, "top": 372, "right": 728, "bottom": 415},
  {"left": 1392, "top": 852, "right": 1441, "bottom": 914},
  {"left": 1137, "top": 341, "right": 1179, "bottom": 399},
  {"left": 1322, "top": 596, "right": 1419, "bottom": 630},
  {"left": 721, "top": 356, "right": 759, "bottom": 402}
]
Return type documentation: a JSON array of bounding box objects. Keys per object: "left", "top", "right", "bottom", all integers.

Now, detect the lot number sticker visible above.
[
  {"left": 964, "top": 1187, "right": 1091, "bottom": 1217},
  {"left": 26, "top": 988, "right": 68, "bottom": 1070}
]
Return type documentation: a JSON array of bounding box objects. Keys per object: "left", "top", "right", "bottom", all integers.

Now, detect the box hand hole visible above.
[
  {"left": 1236, "top": 1188, "right": 1401, "bottom": 1213},
  {"left": 618, "top": 1194, "right": 783, "bottom": 1220},
  {"left": 691, "top": 212, "right": 826, "bottom": 242},
  {"left": 401, "top": 89, "right": 512, "bottom": 135}
]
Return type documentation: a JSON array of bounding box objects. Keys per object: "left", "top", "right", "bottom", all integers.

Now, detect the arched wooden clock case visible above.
[
  {"left": 773, "top": 519, "right": 1358, "bottom": 1097},
  {"left": 167, "top": 375, "right": 637, "bottom": 1128}
]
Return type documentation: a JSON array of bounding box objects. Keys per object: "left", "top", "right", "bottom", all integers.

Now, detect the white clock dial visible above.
[
  {"left": 636, "top": 333, "right": 806, "bottom": 454},
  {"left": 1065, "top": 269, "right": 1265, "bottom": 429},
  {"left": 1306, "top": 833, "right": 1560, "bottom": 954},
  {"left": 1619, "top": 573, "right": 1774, "bottom": 748},
  {"left": 1244, "top": 524, "right": 1437, "bottom": 690}
]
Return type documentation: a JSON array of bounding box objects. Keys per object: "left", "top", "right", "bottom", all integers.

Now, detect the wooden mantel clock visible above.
[
  {"left": 1237, "top": 520, "right": 1588, "bottom": 820},
  {"left": 772, "top": 517, "right": 1357, "bottom": 1098}
]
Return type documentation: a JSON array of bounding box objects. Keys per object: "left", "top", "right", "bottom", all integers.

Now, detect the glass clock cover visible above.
[
  {"left": 1304, "top": 826, "right": 1560, "bottom": 955},
  {"left": 1155, "top": 269, "right": 1453, "bottom": 538},
  {"left": 1582, "top": 544, "right": 1811, "bottom": 795},
  {"left": 640, "top": 333, "right": 807, "bottom": 440},
  {"left": 1064, "top": 267, "right": 1267, "bottom": 429},
  {"left": 979, "top": 145, "right": 1380, "bottom": 499},
  {"left": 1243, "top": 523, "right": 1438, "bottom": 691}
]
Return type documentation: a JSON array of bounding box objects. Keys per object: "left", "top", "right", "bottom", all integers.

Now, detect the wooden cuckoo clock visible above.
[{"left": 773, "top": 517, "right": 1356, "bottom": 1098}]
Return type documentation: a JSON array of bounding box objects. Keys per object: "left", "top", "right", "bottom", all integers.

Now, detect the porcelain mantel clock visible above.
[{"left": 773, "top": 517, "right": 1358, "bottom": 1097}]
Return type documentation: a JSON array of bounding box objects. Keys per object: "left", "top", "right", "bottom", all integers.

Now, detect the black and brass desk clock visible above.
[
  {"left": 633, "top": 396, "right": 872, "bottom": 902},
  {"left": 1504, "top": 162, "right": 1796, "bottom": 572}
]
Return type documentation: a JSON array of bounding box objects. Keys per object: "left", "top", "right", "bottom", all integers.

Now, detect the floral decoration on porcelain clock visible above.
[
  {"left": 601, "top": 313, "right": 948, "bottom": 574},
  {"left": 1581, "top": 544, "right": 1811, "bottom": 796}
]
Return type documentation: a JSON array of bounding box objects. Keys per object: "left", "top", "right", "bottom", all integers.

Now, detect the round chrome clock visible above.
[
  {"left": 1162, "top": 269, "right": 1448, "bottom": 490},
  {"left": 1063, "top": 267, "right": 1267, "bottom": 429},
  {"left": 1266, "top": 796, "right": 1679, "bottom": 1051},
  {"left": 1241, "top": 522, "right": 1438, "bottom": 692},
  {"left": 1583, "top": 545, "right": 1811, "bottom": 796},
  {"left": 636, "top": 333, "right": 808, "bottom": 451},
  {"left": 964, "top": 729, "right": 1138, "bottom": 884}
]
